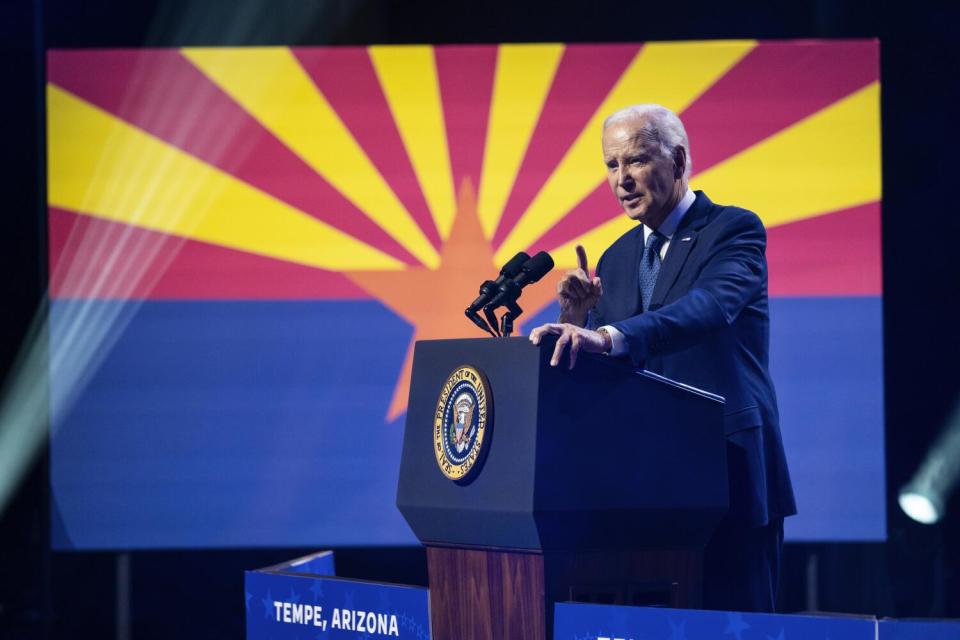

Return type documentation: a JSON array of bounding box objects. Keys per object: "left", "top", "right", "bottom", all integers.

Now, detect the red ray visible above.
[
  {"left": 767, "top": 201, "right": 881, "bottom": 297},
  {"left": 683, "top": 40, "right": 879, "bottom": 176},
  {"left": 294, "top": 47, "right": 442, "bottom": 249},
  {"left": 47, "top": 49, "right": 420, "bottom": 266},
  {"left": 48, "top": 208, "right": 370, "bottom": 300},
  {"left": 491, "top": 43, "right": 642, "bottom": 247},
  {"left": 435, "top": 45, "right": 497, "bottom": 196}
]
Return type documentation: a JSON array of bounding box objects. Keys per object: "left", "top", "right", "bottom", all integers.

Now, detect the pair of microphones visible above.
[{"left": 465, "top": 251, "right": 554, "bottom": 337}]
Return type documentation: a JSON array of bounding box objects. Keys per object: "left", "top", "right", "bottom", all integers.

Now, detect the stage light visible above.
[
  {"left": 898, "top": 398, "right": 960, "bottom": 525},
  {"left": 1, "top": 1, "right": 349, "bottom": 519},
  {"left": 0, "top": 310, "right": 49, "bottom": 514},
  {"left": 898, "top": 489, "right": 942, "bottom": 525},
  {"left": 0, "top": 36, "right": 230, "bottom": 516}
]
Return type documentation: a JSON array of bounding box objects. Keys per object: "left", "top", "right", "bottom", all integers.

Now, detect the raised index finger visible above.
[{"left": 575, "top": 244, "right": 590, "bottom": 278}]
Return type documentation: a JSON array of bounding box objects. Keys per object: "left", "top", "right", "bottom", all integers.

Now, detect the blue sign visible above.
[
  {"left": 879, "top": 619, "right": 960, "bottom": 639},
  {"left": 553, "top": 604, "right": 876, "bottom": 640},
  {"left": 245, "top": 551, "right": 430, "bottom": 639}
]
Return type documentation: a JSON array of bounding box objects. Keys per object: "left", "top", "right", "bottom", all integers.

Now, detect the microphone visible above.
[
  {"left": 465, "top": 252, "right": 530, "bottom": 334},
  {"left": 483, "top": 251, "right": 555, "bottom": 313}
]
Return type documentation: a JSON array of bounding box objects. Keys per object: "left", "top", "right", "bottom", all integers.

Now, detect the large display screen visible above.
[{"left": 47, "top": 40, "right": 883, "bottom": 548}]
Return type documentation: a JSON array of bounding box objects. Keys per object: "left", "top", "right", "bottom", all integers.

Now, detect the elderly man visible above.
[{"left": 530, "top": 104, "right": 796, "bottom": 612}]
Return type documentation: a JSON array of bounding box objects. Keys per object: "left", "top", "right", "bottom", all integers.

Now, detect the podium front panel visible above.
[
  {"left": 397, "top": 337, "right": 728, "bottom": 551},
  {"left": 398, "top": 338, "right": 544, "bottom": 549}
]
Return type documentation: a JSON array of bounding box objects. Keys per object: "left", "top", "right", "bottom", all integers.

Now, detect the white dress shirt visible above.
[{"left": 601, "top": 188, "right": 696, "bottom": 357}]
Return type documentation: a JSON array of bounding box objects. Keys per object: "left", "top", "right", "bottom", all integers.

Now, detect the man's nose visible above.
[{"left": 616, "top": 164, "right": 633, "bottom": 188}]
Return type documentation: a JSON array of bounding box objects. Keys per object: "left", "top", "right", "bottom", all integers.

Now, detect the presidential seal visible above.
[{"left": 434, "top": 365, "right": 493, "bottom": 482}]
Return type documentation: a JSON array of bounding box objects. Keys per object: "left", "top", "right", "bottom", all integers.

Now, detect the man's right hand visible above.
[{"left": 557, "top": 245, "right": 602, "bottom": 326}]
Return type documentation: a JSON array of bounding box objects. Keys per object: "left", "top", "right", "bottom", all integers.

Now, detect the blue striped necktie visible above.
[{"left": 639, "top": 231, "right": 665, "bottom": 312}]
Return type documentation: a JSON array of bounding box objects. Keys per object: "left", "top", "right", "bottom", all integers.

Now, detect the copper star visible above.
[{"left": 345, "top": 180, "right": 562, "bottom": 421}]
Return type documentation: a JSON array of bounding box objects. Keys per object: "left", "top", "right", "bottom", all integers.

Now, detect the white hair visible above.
[{"left": 603, "top": 104, "right": 692, "bottom": 180}]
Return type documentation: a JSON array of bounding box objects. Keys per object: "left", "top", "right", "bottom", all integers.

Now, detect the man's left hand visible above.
[{"left": 529, "top": 323, "right": 608, "bottom": 369}]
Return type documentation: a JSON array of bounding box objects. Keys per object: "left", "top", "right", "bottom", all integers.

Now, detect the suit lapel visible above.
[{"left": 650, "top": 192, "right": 712, "bottom": 308}]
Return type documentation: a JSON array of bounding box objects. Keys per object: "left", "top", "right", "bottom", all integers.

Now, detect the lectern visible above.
[{"left": 397, "top": 337, "right": 727, "bottom": 640}]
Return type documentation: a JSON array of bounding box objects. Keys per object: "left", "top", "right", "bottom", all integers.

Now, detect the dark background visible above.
[{"left": 2, "top": 0, "right": 959, "bottom": 637}]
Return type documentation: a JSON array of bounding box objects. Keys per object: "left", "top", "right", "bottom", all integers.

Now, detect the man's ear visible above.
[{"left": 673, "top": 146, "right": 687, "bottom": 180}]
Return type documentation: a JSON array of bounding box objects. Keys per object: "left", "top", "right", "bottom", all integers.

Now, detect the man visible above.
[{"left": 529, "top": 104, "right": 796, "bottom": 612}]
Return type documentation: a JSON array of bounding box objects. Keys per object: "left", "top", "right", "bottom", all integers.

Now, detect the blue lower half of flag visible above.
[{"left": 50, "top": 296, "right": 883, "bottom": 549}]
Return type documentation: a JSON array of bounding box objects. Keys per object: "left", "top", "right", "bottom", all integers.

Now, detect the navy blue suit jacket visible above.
[{"left": 591, "top": 191, "right": 796, "bottom": 527}]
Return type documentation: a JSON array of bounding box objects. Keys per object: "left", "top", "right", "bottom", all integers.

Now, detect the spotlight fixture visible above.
[
  {"left": 898, "top": 399, "right": 960, "bottom": 525},
  {"left": 898, "top": 487, "right": 942, "bottom": 525}
]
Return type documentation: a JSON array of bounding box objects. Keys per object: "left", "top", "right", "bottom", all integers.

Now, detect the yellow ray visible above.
[
  {"left": 369, "top": 45, "right": 457, "bottom": 240},
  {"left": 692, "top": 81, "right": 881, "bottom": 227},
  {"left": 477, "top": 43, "right": 564, "bottom": 239},
  {"left": 47, "top": 84, "right": 403, "bottom": 271},
  {"left": 181, "top": 46, "right": 439, "bottom": 268},
  {"left": 495, "top": 40, "right": 756, "bottom": 264}
]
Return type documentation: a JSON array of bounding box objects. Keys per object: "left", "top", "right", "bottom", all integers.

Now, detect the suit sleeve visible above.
[{"left": 610, "top": 210, "right": 766, "bottom": 366}]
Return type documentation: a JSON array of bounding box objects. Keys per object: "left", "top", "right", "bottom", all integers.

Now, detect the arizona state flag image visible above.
[{"left": 47, "top": 40, "right": 882, "bottom": 549}]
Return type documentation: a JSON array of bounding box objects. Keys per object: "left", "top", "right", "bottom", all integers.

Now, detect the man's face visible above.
[{"left": 601, "top": 117, "right": 683, "bottom": 229}]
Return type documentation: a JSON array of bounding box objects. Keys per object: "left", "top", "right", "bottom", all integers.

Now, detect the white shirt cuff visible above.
[{"left": 600, "top": 325, "right": 627, "bottom": 357}]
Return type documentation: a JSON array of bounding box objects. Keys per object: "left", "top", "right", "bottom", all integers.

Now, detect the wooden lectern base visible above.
[{"left": 427, "top": 546, "right": 702, "bottom": 640}]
